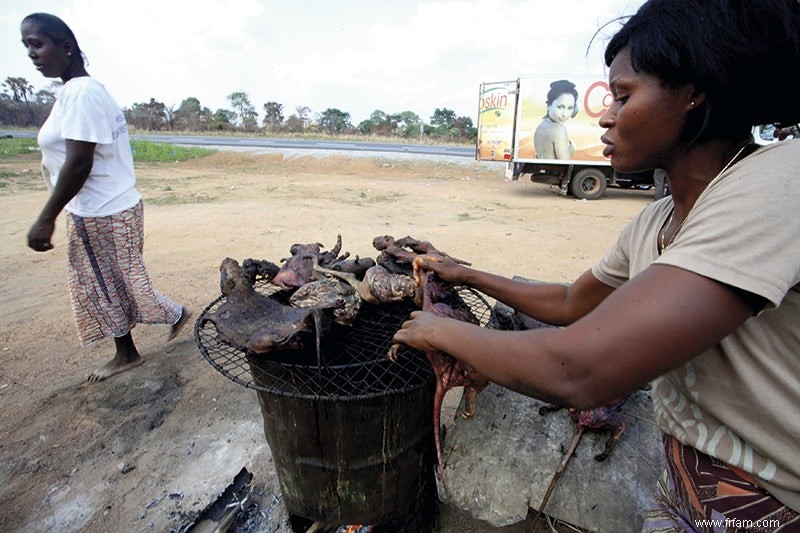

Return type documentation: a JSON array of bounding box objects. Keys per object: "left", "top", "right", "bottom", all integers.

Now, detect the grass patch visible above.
[
  {"left": 0, "top": 136, "right": 214, "bottom": 163},
  {"left": 0, "top": 137, "right": 39, "bottom": 158},
  {"left": 130, "top": 140, "right": 214, "bottom": 162}
]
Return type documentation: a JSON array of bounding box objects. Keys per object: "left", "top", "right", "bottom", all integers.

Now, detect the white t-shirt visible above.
[
  {"left": 592, "top": 140, "right": 800, "bottom": 510},
  {"left": 37, "top": 76, "right": 141, "bottom": 217}
]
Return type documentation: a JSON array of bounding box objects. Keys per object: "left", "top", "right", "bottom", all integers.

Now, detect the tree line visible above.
[{"left": 1, "top": 76, "right": 477, "bottom": 142}]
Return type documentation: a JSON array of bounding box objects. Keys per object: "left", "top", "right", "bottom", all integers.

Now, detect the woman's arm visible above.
[
  {"left": 393, "top": 263, "right": 753, "bottom": 409},
  {"left": 28, "top": 139, "right": 95, "bottom": 251},
  {"left": 412, "top": 255, "right": 614, "bottom": 325}
]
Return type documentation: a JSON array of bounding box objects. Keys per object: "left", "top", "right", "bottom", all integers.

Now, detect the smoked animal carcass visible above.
[
  {"left": 203, "top": 258, "right": 357, "bottom": 359},
  {"left": 312, "top": 258, "right": 416, "bottom": 304},
  {"left": 289, "top": 277, "right": 361, "bottom": 327},
  {"left": 390, "top": 270, "right": 490, "bottom": 480},
  {"left": 203, "top": 258, "right": 317, "bottom": 354},
  {"left": 271, "top": 235, "right": 349, "bottom": 290},
  {"left": 310, "top": 235, "right": 466, "bottom": 305},
  {"left": 372, "top": 235, "right": 470, "bottom": 276}
]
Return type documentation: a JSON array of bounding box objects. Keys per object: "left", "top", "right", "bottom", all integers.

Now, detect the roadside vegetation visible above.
[
  {"left": 0, "top": 136, "right": 214, "bottom": 163},
  {"left": 0, "top": 136, "right": 38, "bottom": 158},
  {"left": 129, "top": 140, "right": 214, "bottom": 162},
  {"left": 1, "top": 76, "right": 477, "bottom": 144}
]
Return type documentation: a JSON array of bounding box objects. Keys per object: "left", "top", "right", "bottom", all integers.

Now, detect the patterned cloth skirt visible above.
[
  {"left": 642, "top": 433, "right": 799, "bottom": 532},
  {"left": 65, "top": 201, "right": 182, "bottom": 346}
]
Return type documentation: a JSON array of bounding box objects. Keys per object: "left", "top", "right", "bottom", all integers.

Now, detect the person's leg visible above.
[{"left": 87, "top": 332, "right": 143, "bottom": 381}]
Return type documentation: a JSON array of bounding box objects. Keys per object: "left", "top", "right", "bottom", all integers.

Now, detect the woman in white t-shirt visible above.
[
  {"left": 393, "top": 0, "right": 800, "bottom": 528},
  {"left": 21, "top": 12, "right": 191, "bottom": 381}
]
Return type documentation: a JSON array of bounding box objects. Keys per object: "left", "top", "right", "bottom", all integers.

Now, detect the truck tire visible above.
[{"left": 570, "top": 168, "right": 607, "bottom": 200}]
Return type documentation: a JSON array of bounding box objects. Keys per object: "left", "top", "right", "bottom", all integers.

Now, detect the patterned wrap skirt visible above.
[
  {"left": 642, "top": 433, "right": 799, "bottom": 532},
  {"left": 65, "top": 201, "right": 182, "bottom": 346}
]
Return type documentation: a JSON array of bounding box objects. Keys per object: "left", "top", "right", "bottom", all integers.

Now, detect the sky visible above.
[{"left": 1, "top": 0, "right": 645, "bottom": 125}]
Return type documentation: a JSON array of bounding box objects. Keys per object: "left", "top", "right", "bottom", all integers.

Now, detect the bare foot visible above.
[
  {"left": 87, "top": 354, "right": 144, "bottom": 382},
  {"left": 168, "top": 306, "right": 193, "bottom": 341}
]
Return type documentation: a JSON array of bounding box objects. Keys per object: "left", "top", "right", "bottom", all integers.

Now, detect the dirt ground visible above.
[{"left": 0, "top": 147, "right": 655, "bottom": 532}]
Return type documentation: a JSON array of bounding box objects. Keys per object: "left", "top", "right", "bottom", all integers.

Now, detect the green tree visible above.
[
  {"left": 317, "top": 108, "right": 352, "bottom": 134},
  {"left": 429, "top": 108, "right": 475, "bottom": 140},
  {"left": 212, "top": 108, "right": 237, "bottom": 130},
  {"left": 397, "top": 110, "right": 423, "bottom": 139},
  {"left": 227, "top": 91, "right": 258, "bottom": 130},
  {"left": 262, "top": 101, "right": 284, "bottom": 129},
  {"left": 453, "top": 115, "right": 477, "bottom": 141},
  {"left": 357, "top": 119, "right": 374, "bottom": 135},
  {"left": 366, "top": 109, "right": 400, "bottom": 136},
  {"left": 124, "top": 98, "right": 169, "bottom": 131},
  {"left": 174, "top": 97, "right": 212, "bottom": 131},
  {"left": 430, "top": 108, "right": 456, "bottom": 129},
  {"left": 370, "top": 110, "right": 388, "bottom": 124}
]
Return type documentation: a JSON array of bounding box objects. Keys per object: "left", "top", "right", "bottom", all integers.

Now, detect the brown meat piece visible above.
[
  {"left": 241, "top": 258, "right": 280, "bottom": 284},
  {"left": 289, "top": 277, "right": 361, "bottom": 326},
  {"left": 393, "top": 236, "right": 471, "bottom": 265},
  {"left": 389, "top": 271, "right": 489, "bottom": 480},
  {"left": 312, "top": 258, "right": 415, "bottom": 304},
  {"left": 535, "top": 399, "right": 628, "bottom": 519},
  {"left": 271, "top": 235, "right": 347, "bottom": 290},
  {"left": 203, "top": 258, "right": 318, "bottom": 354},
  {"left": 325, "top": 255, "right": 376, "bottom": 280},
  {"left": 373, "top": 235, "right": 471, "bottom": 276}
]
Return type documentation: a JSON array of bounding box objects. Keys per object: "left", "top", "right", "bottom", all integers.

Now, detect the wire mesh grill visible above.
[{"left": 195, "top": 280, "right": 492, "bottom": 401}]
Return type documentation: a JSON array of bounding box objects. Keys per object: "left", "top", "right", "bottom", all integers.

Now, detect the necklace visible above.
[
  {"left": 659, "top": 208, "right": 683, "bottom": 252},
  {"left": 658, "top": 142, "right": 752, "bottom": 252}
]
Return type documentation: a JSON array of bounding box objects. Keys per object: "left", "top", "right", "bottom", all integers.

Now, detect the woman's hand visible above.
[
  {"left": 27, "top": 218, "right": 55, "bottom": 251},
  {"left": 392, "top": 310, "right": 445, "bottom": 353},
  {"left": 412, "top": 254, "right": 469, "bottom": 286},
  {"left": 27, "top": 139, "right": 95, "bottom": 253}
]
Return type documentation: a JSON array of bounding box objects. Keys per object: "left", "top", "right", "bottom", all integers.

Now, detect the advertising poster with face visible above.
[
  {"left": 514, "top": 78, "right": 612, "bottom": 163},
  {"left": 476, "top": 80, "right": 518, "bottom": 161}
]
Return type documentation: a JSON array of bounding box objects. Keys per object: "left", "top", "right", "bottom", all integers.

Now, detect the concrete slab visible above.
[{"left": 437, "top": 300, "right": 665, "bottom": 531}]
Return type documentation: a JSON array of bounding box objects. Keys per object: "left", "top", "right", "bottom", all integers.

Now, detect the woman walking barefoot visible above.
[{"left": 21, "top": 12, "right": 191, "bottom": 382}]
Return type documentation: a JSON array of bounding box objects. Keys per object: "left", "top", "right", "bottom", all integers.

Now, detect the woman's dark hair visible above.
[
  {"left": 604, "top": 0, "right": 800, "bottom": 142},
  {"left": 546, "top": 80, "right": 578, "bottom": 106},
  {"left": 22, "top": 12, "right": 85, "bottom": 67}
]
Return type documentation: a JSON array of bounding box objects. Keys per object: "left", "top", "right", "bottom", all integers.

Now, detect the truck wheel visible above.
[{"left": 570, "top": 168, "right": 607, "bottom": 200}]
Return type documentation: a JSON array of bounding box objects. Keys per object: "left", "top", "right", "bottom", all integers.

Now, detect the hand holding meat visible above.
[
  {"left": 392, "top": 310, "right": 447, "bottom": 354},
  {"left": 391, "top": 270, "right": 490, "bottom": 480},
  {"left": 411, "top": 254, "right": 470, "bottom": 286}
]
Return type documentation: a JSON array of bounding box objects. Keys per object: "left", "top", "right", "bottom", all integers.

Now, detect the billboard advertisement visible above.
[
  {"left": 513, "top": 77, "right": 612, "bottom": 164},
  {"left": 476, "top": 80, "right": 518, "bottom": 161}
]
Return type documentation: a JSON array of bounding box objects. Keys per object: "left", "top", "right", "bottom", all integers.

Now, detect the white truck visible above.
[{"left": 476, "top": 77, "right": 654, "bottom": 200}]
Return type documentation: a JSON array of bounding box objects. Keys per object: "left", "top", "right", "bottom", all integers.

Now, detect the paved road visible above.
[{"left": 1, "top": 129, "right": 474, "bottom": 159}]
